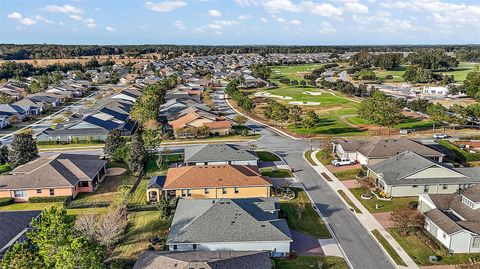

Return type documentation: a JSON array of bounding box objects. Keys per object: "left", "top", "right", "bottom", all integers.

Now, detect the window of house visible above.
[
  {"left": 181, "top": 190, "right": 187, "bottom": 197},
  {"left": 423, "top": 185, "right": 429, "bottom": 193},
  {"left": 13, "top": 190, "right": 27, "bottom": 198},
  {"left": 173, "top": 245, "right": 177, "bottom": 250},
  {"left": 234, "top": 187, "right": 239, "bottom": 194},
  {"left": 192, "top": 244, "right": 197, "bottom": 250},
  {"left": 442, "top": 184, "right": 448, "bottom": 190},
  {"left": 222, "top": 188, "right": 227, "bottom": 194},
  {"left": 473, "top": 237, "right": 480, "bottom": 248},
  {"left": 204, "top": 188, "right": 209, "bottom": 194},
  {"left": 36, "top": 189, "right": 42, "bottom": 194},
  {"left": 187, "top": 189, "right": 192, "bottom": 197},
  {"left": 49, "top": 189, "right": 55, "bottom": 196},
  {"left": 79, "top": 181, "right": 89, "bottom": 188}
]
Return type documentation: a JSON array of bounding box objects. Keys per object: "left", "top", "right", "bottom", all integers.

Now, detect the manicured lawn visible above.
[
  {"left": 373, "top": 66, "right": 408, "bottom": 82},
  {"left": 280, "top": 189, "right": 331, "bottom": 239},
  {"left": 256, "top": 151, "right": 281, "bottom": 162},
  {"left": 274, "top": 256, "right": 348, "bottom": 269},
  {"left": 146, "top": 154, "right": 181, "bottom": 177},
  {"left": 333, "top": 169, "right": 361, "bottom": 181},
  {"left": 128, "top": 179, "right": 149, "bottom": 206},
  {"left": 389, "top": 228, "right": 477, "bottom": 266},
  {"left": 66, "top": 207, "right": 107, "bottom": 216},
  {"left": 371, "top": 229, "right": 406, "bottom": 266},
  {"left": 337, "top": 190, "right": 361, "bottom": 213},
  {"left": 304, "top": 149, "right": 317, "bottom": 166},
  {"left": 0, "top": 202, "right": 63, "bottom": 211},
  {"left": 315, "top": 149, "right": 334, "bottom": 165},
  {"left": 261, "top": 168, "right": 293, "bottom": 178},
  {"left": 438, "top": 62, "right": 479, "bottom": 82},
  {"left": 265, "top": 87, "right": 351, "bottom": 106},
  {"left": 349, "top": 187, "right": 417, "bottom": 213},
  {"left": 110, "top": 211, "right": 171, "bottom": 260},
  {"left": 271, "top": 64, "right": 325, "bottom": 82},
  {"left": 346, "top": 115, "right": 433, "bottom": 130}
]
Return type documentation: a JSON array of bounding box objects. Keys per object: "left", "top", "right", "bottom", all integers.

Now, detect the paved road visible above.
[{"left": 212, "top": 90, "right": 395, "bottom": 269}]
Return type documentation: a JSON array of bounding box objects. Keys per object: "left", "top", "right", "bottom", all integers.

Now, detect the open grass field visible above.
[
  {"left": 274, "top": 256, "right": 348, "bottom": 269},
  {"left": 346, "top": 115, "right": 433, "bottom": 131},
  {"left": 271, "top": 64, "right": 325, "bottom": 82},
  {"left": 280, "top": 189, "right": 331, "bottom": 239},
  {"left": 373, "top": 62, "right": 479, "bottom": 83}
]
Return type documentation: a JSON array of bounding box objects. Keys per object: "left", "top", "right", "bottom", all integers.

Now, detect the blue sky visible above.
[{"left": 1, "top": 0, "right": 480, "bottom": 45}]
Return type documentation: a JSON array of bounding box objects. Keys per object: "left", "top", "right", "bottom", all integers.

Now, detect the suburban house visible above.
[
  {"left": 133, "top": 251, "right": 271, "bottom": 269},
  {"left": 168, "top": 111, "right": 232, "bottom": 138},
  {"left": 146, "top": 165, "right": 271, "bottom": 202},
  {"left": 0, "top": 154, "right": 107, "bottom": 202},
  {"left": 332, "top": 138, "right": 445, "bottom": 165},
  {"left": 0, "top": 116, "right": 10, "bottom": 129},
  {"left": 184, "top": 144, "right": 259, "bottom": 166},
  {"left": 0, "top": 104, "right": 29, "bottom": 122},
  {"left": 166, "top": 198, "right": 292, "bottom": 257},
  {"left": 367, "top": 151, "right": 480, "bottom": 197},
  {"left": 0, "top": 211, "right": 41, "bottom": 258},
  {"left": 418, "top": 184, "right": 480, "bottom": 253},
  {"left": 13, "top": 98, "right": 45, "bottom": 115}
]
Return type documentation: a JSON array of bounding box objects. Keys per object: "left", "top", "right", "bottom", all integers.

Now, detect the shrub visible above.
[
  {"left": 0, "top": 197, "right": 14, "bottom": 207},
  {"left": 29, "top": 196, "right": 70, "bottom": 203}
]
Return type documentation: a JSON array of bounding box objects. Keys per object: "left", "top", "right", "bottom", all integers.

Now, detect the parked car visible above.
[
  {"left": 331, "top": 158, "right": 355, "bottom": 167},
  {"left": 433, "top": 133, "right": 448, "bottom": 139}
]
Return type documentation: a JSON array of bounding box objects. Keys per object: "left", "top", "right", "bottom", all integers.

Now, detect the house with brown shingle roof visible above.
[
  {"left": 333, "top": 138, "right": 445, "bottom": 165},
  {"left": 168, "top": 111, "right": 232, "bottom": 138},
  {"left": 0, "top": 154, "right": 106, "bottom": 202},
  {"left": 419, "top": 184, "right": 480, "bottom": 253},
  {"left": 146, "top": 165, "right": 271, "bottom": 202}
]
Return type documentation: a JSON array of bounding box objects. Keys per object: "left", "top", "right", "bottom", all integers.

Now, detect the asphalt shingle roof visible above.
[
  {"left": 184, "top": 144, "right": 258, "bottom": 164},
  {"left": 0, "top": 211, "right": 41, "bottom": 252}
]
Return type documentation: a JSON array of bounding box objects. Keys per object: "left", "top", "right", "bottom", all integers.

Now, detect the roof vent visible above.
[{"left": 261, "top": 224, "right": 266, "bottom": 227}]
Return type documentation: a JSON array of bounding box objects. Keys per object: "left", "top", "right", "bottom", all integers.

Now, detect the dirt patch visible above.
[{"left": 106, "top": 168, "right": 127, "bottom": 176}]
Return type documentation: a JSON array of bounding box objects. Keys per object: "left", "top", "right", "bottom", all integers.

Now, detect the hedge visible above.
[
  {"left": 29, "top": 196, "right": 70, "bottom": 203},
  {"left": 0, "top": 163, "right": 12, "bottom": 174},
  {"left": 0, "top": 197, "right": 14, "bottom": 207},
  {"left": 439, "top": 140, "right": 480, "bottom": 163}
]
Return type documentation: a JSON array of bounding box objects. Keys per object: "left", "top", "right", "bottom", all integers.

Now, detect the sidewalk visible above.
[{"left": 309, "top": 149, "right": 419, "bottom": 269}]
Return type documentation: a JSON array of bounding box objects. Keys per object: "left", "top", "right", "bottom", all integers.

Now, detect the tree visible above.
[
  {"left": 406, "top": 99, "right": 431, "bottom": 114},
  {"left": 155, "top": 197, "right": 173, "bottom": 219},
  {"left": 251, "top": 64, "right": 272, "bottom": 80},
  {"left": 127, "top": 131, "right": 146, "bottom": 174},
  {"left": 467, "top": 103, "right": 480, "bottom": 125},
  {"left": 288, "top": 105, "right": 303, "bottom": 125},
  {"left": 52, "top": 116, "right": 65, "bottom": 125},
  {"left": 0, "top": 145, "right": 9, "bottom": 164},
  {"left": 464, "top": 71, "right": 480, "bottom": 100},
  {"left": 0, "top": 242, "right": 44, "bottom": 269},
  {"left": 103, "top": 129, "right": 126, "bottom": 158},
  {"left": 358, "top": 91, "right": 403, "bottom": 130},
  {"left": 9, "top": 130, "right": 39, "bottom": 167},
  {"left": 427, "top": 103, "right": 448, "bottom": 131},
  {"left": 448, "top": 104, "right": 468, "bottom": 130},
  {"left": 390, "top": 207, "right": 425, "bottom": 235},
  {"left": 302, "top": 111, "right": 320, "bottom": 129},
  {"left": 232, "top": 115, "right": 247, "bottom": 125}
]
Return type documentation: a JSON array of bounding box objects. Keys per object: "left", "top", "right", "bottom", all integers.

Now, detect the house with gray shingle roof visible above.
[
  {"left": 166, "top": 198, "right": 292, "bottom": 257},
  {"left": 133, "top": 250, "right": 271, "bottom": 269},
  {"left": 333, "top": 138, "right": 445, "bottom": 165},
  {"left": 367, "top": 151, "right": 480, "bottom": 197},
  {"left": 184, "top": 144, "right": 258, "bottom": 166},
  {"left": 0, "top": 211, "right": 41, "bottom": 258},
  {"left": 419, "top": 184, "right": 480, "bottom": 253}
]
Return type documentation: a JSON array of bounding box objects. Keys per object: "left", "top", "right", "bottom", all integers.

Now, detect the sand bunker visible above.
[
  {"left": 288, "top": 101, "right": 320, "bottom": 106},
  {"left": 254, "top": 92, "right": 293, "bottom": 100},
  {"left": 303, "top": 91, "right": 323, "bottom": 96}
]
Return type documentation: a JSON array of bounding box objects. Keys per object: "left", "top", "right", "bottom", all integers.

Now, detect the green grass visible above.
[
  {"left": 0, "top": 202, "right": 63, "bottom": 211},
  {"left": 274, "top": 256, "right": 348, "bottom": 269},
  {"left": 280, "top": 189, "right": 331, "bottom": 239},
  {"left": 371, "top": 229, "right": 407, "bottom": 266},
  {"left": 389, "top": 228, "right": 478, "bottom": 265},
  {"left": 271, "top": 64, "right": 325, "bottom": 82},
  {"left": 438, "top": 62, "right": 479, "bottom": 82},
  {"left": 346, "top": 115, "right": 433, "bottom": 130},
  {"left": 438, "top": 140, "right": 480, "bottom": 163},
  {"left": 337, "top": 190, "right": 361, "bottom": 213},
  {"left": 265, "top": 87, "right": 351, "bottom": 106},
  {"left": 0, "top": 163, "right": 12, "bottom": 174},
  {"left": 146, "top": 154, "right": 181, "bottom": 177},
  {"left": 261, "top": 168, "right": 293, "bottom": 178},
  {"left": 315, "top": 150, "right": 334, "bottom": 165},
  {"left": 256, "top": 151, "right": 281, "bottom": 162},
  {"left": 128, "top": 179, "right": 149, "bottom": 206},
  {"left": 349, "top": 187, "right": 417, "bottom": 213},
  {"left": 66, "top": 207, "right": 107, "bottom": 216},
  {"left": 110, "top": 211, "right": 171, "bottom": 260},
  {"left": 373, "top": 66, "right": 408, "bottom": 82},
  {"left": 304, "top": 149, "right": 317, "bottom": 166},
  {"left": 333, "top": 169, "right": 361, "bottom": 181}
]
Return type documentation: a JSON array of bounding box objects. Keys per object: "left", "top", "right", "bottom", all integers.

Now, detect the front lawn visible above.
[
  {"left": 389, "top": 228, "right": 478, "bottom": 266},
  {"left": 274, "top": 256, "right": 348, "bottom": 269},
  {"left": 109, "top": 211, "right": 171, "bottom": 261},
  {"left": 315, "top": 149, "right": 334, "bottom": 165},
  {"left": 333, "top": 169, "right": 361, "bottom": 181},
  {"left": 349, "top": 187, "right": 417, "bottom": 213},
  {"left": 280, "top": 189, "right": 331, "bottom": 239},
  {"left": 0, "top": 202, "right": 63, "bottom": 211},
  {"left": 371, "top": 229, "right": 406, "bottom": 266},
  {"left": 261, "top": 168, "right": 293, "bottom": 178},
  {"left": 256, "top": 151, "right": 281, "bottom": 162}
]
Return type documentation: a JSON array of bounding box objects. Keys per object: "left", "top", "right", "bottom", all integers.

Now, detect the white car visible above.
[
  {"left": 331, "top": 158, "right": 355, "bottom": 167},
  {"left": 433, "top": 133, "right": 448, "bottom": 139}
]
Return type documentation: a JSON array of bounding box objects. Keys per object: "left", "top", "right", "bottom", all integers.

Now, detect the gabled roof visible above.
[
  {"left": 335, "top": 138, "right": 445, "bottom": 159},
  {"left": 0, "top": 211, "right": 41, "bottom": 253},
  {"left": 167, "top": 198, "right": 292, "bottom": 244},
  {"left": 163, "top": 165, "right": 271, "bottom": 189},
  {"left": 184, "top": 144, "right": 258, "bottom": 164},
  {"left": 368, "top": 151, "right": 478, "bottom": 185},
  {"left": 204, "top": 120, "right": 232, "bottom": 130},
  {"left": 168, "top": 111, "right": 203, "bottom": 130},
  {"left": 133, "top": 251, "right": 271, "bottom": 269}
]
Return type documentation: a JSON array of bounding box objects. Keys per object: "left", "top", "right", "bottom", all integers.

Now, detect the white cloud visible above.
[
  {"left": 7, "top": 12, "right": 22, "bottom": 20},
  {"left": 208, "top": 9, "right": 221, "bottom": 17},
  {"left": 263, "top": 0, "right": 302, "bottom": 13},
  {"left": 288, "top": 19, "right": 301, "bottom": 25},
  {"left": 20, "top": 18, "right": 37, "bottom": 25},
  {"left": 302, "top": 2, "right": 343, "bottom": 17},
  {"left": 318, "top": 21, "right": 336, "bottom": 34},
  {"left": 145, "top": 1, "right": 187, "bottom": 12},
  {"left": 238, "top": 0, "right": 343, "bottom": 17},
  {"left": 238, "top": 14, "right": 252, "bottom": 20},
  {"left": 105, "top": 26, "right": 115, "bottom": 31},
  {"left": 208, "top": 20, "right": 238, "bottom": 30},
  {"left": 260, "top": 17, "right": 268, "bottom": 23},
  {"left": 34, "top": 15, "right": 54, "bottom": 24},
  {"left": 173, "top": 20, "right": 186, "bottom": 29},
  {"left": 344, "top": 2, "right": 369, "bottom": 14},
  {"left": 44, "top": 4, "right": 83, "bottom": 15},
  {"left": 208, "top": 23, "right": 222, "bottom": 30}
]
